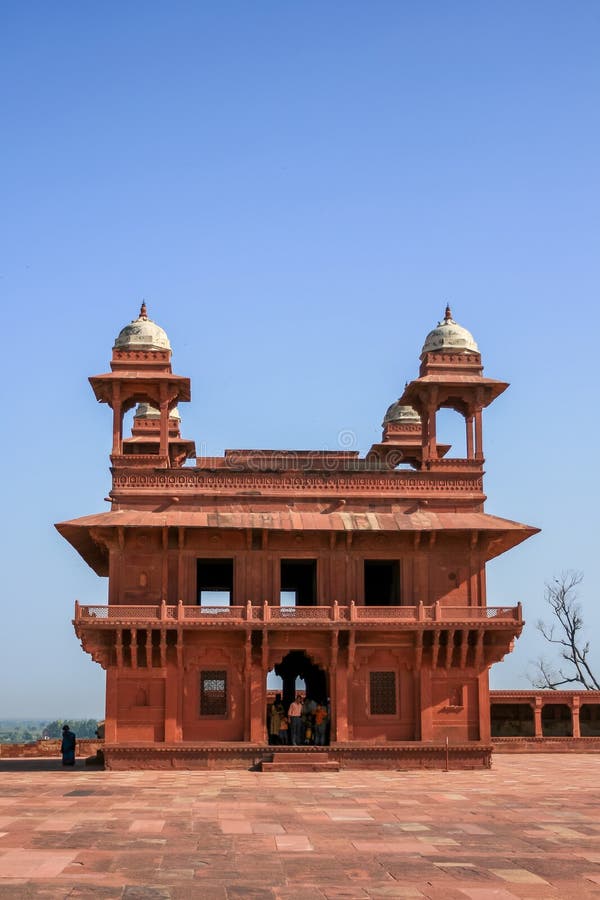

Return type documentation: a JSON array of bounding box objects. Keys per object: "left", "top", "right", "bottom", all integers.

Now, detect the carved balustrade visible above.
[{"left": 75, "top": 601, "right": 521, "bottom": 628}]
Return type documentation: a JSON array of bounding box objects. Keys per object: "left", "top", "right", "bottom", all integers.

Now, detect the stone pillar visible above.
[
  {"left": 130, "top": 629, "right": 138, "bottom": 669},
  {"left": 329, "top": 632, "right": 343, "bottom": 742},
  {"left": 111, "top": 381, "right": 122, "bottom": 457},
  {"left": 466, "top": 414, "right": 474, "bottom": 458},
  {"left": 249, "top": 657, "right": 266, "bottom": 742},
  {"left": 413, "top": 669, "right": 421, "bottom": 740},
  {"left": 105, "top": 669, "right": 118, "bottom": 743},
  {"left": 177, "top": 528, "right": 185, "bottom": 602},
  {"left": 164, "top": 664, "right": 180, "bottom": 742},
  {"left": 333, "top": 663, "right": 349, "bottom": 742},
  {"left": 161, "top": 527, "right": 169, "bottom": 603},
  {"left": 159, "top": 397, "right": 170, "bottom": 461},
  {"left": 533, "top": 696, "right": 543, "bottom": 737},
  {"left": 427, "top": 403, "right": 437, "bottom": 459},
  {"left": 243, "top": 634, "right": 252, "bottom": 742},
  {"left": 474, "top": 408, "right": 483, "bottom": 459},
  {"left": 572, "top": 695, "right": 581, "bottom": 738},
  {"left": 420, "top": 667, "right": 433, "bottom": 741},
  {"left": 478, "top": 670, "right": 491, "bottom": 743}
]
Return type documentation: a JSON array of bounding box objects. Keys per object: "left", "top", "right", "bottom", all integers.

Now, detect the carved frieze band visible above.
[{"left": 113, "top": 472, "right": 483, "bottom": 494}]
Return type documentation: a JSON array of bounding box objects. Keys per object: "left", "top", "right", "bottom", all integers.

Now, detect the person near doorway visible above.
[
  {"left": 302, "top": 696, "right": 316, "bottom": 745},
  {"left": 61, "top": 724, "right": 76, "bottom": 766},
  {"left": 288, "top": 695, "right": 304, "bottom": 745},
  {"left": 269, "top": 694, "right": 285, "bottom": 745},
  {"left": 278, "top": 714, "right": 289, "bottom": 745},
  {"left": 314, "top": 702, "right": 329, "bottom": 745}
]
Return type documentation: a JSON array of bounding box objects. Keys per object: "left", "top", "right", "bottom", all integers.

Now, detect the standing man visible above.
[
  {"left": 288, "top": 695, "right": 304, "bottom": 746},
  {"left": 61, "top": 724, "right": 76, "bottom": 766}
]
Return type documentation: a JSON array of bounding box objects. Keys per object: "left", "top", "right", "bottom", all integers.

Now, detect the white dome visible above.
[
  {"left": 421, "top": 306, "right": 478, "bottom": 355},
  {"left": 114, "top": 303, "right": 171, "bottom": 352},
  {"left": 134, "top": 403, "right": 181, "bottom": 420},
  {"left": 383, "top": 402, "right": 421, "bottom": 425}
]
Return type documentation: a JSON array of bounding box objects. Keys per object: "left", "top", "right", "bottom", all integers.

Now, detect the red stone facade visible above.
[{"left": 57, "top": 305, "right": 539, "bottom": 769}]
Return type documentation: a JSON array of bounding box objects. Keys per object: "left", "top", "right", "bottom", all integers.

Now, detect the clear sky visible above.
[{"left": 1, "top": 2, "right": 599, "bottom": 717}]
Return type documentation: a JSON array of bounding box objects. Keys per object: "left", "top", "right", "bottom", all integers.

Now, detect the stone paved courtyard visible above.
[{"left": 0, "top": 754, "right": 599, "bottom": 898}]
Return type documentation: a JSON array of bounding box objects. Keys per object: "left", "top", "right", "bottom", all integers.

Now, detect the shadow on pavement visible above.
[{"left": 0, "top": 758, "right": 98, "bottom": 772}]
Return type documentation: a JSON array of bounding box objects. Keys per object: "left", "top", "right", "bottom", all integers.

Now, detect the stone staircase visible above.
[{"left": 260, "top": 750, "right": 340, "bottom": 772}]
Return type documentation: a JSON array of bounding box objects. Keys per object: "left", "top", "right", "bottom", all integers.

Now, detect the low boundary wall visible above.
[{"left": 0, "top": 739, "right": 102, "bottom": 758}]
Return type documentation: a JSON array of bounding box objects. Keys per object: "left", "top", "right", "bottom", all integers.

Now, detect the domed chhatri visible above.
[
  {"left": 114, "top": 302, "right": 172, "bottom": 352},
  {"left": 134, "top": 402, "right": 181, "bottom": 420},
  {"left": 421, "top": 305, "right": 479, "bottom": 356},
  {"left": 383, "top": 401, "right": 421, "bottom": 426}
]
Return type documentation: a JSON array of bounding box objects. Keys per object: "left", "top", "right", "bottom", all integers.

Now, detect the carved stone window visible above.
[
  {"left": 200, "top": 670, "right": 227, "bottom": 716},
  {"left": 369, "top": 671, "right": 397, "bottom": 715}
]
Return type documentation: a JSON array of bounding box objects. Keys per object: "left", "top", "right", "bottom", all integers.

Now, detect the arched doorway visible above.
[
  {"left": 265, "top": 650, "right": 330, "bottom": 746},
  {"left": 275, "top": 650, "right": 328, "bottom": 710}
]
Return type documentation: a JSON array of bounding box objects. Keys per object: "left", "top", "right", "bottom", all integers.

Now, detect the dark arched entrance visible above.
[{"left": 275, "top": 650, "right": 328, "bottom": 710}]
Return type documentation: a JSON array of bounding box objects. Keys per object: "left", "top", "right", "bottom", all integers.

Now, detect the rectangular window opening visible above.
[
  {"left": 280, "top": 560, "right": 316, "bottom": 606},
  {"left": 280, "top": 590, "right": 297, "bottom": 608},
  {"left": 364, "top": 560, "right": 401, "bottom": 606},
  {"left": 370, "top": 671, "right": 397, "bottom": 715},
  {"left": 197, "top": 559, "right": 234, "bottom": 606},
  {"left": 200, "top": 670, "right": 227, "bottom": 716}
]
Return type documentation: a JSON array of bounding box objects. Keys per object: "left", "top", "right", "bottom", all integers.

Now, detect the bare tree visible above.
[{"left": 530, "top": 571, "right": 599, "bottom": 690}]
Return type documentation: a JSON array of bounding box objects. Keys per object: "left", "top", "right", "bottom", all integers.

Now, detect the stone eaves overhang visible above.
[{"left": 55, "top": 509, "right": 539, "bottom": 576}]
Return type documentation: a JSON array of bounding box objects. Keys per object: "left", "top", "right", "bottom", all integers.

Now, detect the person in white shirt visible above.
[{"left": 288, "top": 695, "right": 304, "bottom": 745}]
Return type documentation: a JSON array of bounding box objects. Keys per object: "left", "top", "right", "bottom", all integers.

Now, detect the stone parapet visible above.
[
  {"left": 0, "top": 739, "right": 102, "bottom": 758},
  {"left": 102, "top": 742, "right": 492, "bottom": 771}
]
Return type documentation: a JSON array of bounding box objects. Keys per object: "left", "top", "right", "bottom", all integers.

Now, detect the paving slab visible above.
[{"left": 0, "top": 755, "right": 599, "bottom": 896}]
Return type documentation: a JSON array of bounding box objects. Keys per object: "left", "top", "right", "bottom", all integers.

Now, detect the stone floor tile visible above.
[
  {"left": 121, "top": 887, "right": 171, "bottom": 899},
  {"left": 414, "top": 884, "right": 467, "bottom": 900},
  {"left": 459, "top": 891, "right": 521, "bottom": 899},
  {"left": 228, "top": 889, "right": 280, "bottom": 899},
  {"left": 0, "top": 849, "right": 80, "bottom": 877},
  {"left": 321, "top": 889, "right": 369, "bottom": 898},
  {"left": 219, "top": 820, "right": 253, "bottom": 834},
  {"left": 353, "top": 839, "right": 440, "bottom": 854},
  {"left": 489, "top": 868, "right": 550, "bottom": 885},
  {"left": 273, "top": 888, "right": 327, "bottom": 899},
  {"left": 129, "top": 820, "right": 166, "bottom": 833},
  {"left": 252, "top": 823, "right": 287, "bottom": 834},
  {"left": 274, "top": 835, "right": 313, "bottom": 851},
  {"left": 325, "top": 809, "right": 374, "bottom": 822},
  {"left": 364, "top": 888, "right": 424, "bottom": 898}
]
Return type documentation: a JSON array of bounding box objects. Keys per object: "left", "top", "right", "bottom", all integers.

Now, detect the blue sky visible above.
[{"left": 1, "top": 2, "right": 599, "bottom": 717}]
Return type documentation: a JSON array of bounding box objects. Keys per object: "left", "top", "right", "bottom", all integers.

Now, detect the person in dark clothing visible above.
[{"left": 61, "top": 725, "right": 76, "bottom": 766}]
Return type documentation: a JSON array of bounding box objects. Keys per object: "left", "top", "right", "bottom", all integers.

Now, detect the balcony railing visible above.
[{"left": 75, "top": 601, "right": 522, "bottom": 626}]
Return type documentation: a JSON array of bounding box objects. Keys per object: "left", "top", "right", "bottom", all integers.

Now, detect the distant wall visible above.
[{"left": 0, "top": 739, "right": 102, "bottom": 758}]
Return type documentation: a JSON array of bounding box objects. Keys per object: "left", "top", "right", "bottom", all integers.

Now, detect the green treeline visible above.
[{"left": 0, "top": 719, "right": 99, "bottom": 743}]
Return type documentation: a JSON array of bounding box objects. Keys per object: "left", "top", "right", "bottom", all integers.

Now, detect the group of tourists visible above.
[{"left": 268, "top": 694, "right": 330, "bottom": 746}]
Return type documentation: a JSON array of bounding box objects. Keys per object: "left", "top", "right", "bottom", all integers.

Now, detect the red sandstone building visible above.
[{"left": 57, "top": 304, "right": 539, "bottom": 769}]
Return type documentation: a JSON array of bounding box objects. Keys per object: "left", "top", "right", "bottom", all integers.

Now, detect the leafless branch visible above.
[{"left": 529, "top": 571, "right": 600, "bottom": 691}]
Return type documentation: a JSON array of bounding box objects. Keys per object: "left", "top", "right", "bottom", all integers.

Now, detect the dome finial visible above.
[
  {"left": 114, "top": 304, "right": 171, "bottom": 352},
  {"left": 420, "top": 307, "right": 478, "bottom": 356}
]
